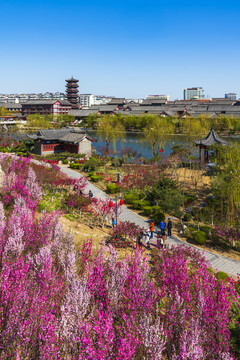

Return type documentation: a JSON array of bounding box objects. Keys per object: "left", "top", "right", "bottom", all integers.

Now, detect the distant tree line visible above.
[{"left": 85, "top": 113, "right": 240, "bottom": 134}]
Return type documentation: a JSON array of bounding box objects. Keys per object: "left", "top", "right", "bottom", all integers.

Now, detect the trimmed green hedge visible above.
[
  {"left": 83, "top": 158, "right": 101, "bottom": 172},
  {"left": 153, "top": 211, "right": 165, "bottom": 224},
  {"left": 192, "top": 231, "right": 207, "bottom": 245},
  {"left": 143, "top": 206, "right": 153, "bottom": 216},
  {"left": 152, "top": 205, "right": 160, "bottom": 212},
  {"left": 132, "top": 200, "right": 141, "bottom": 209},
  {"left": 107, "top": 183, "right": 120, "bottom": 194},
  {"left": 138, "top": 191, "right": 145, "bottom": 200},
  {"left": 139, "top": 200, "right": 151, "bottom": 210},
  {"left": 207, "top": 268, "right": 214, "bottom": 276},
  {"left": 70, "top": 163, "right": 81, "bottom": 169},
  {"left": 124, "top": 194, "right": 140, "bottom": 204},
  {"left": 215, "top": 271, "right": 229, "bottom": 282},
  {"left": 90, "top": 175, "right": 101, "bottom": 182}
]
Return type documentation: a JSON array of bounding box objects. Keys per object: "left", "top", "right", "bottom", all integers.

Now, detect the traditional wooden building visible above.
[
  {"left": 194, "top": 127, "right": 229, "bottom": 162},
  {"left": 107, "top": 98, "right": 126, "bottom": 108},
  {"left": 22, "top": 100, "right": 72, "bottom": 116},
  {"left": 28, "top": 128, "right": 96, "bottom": 156}
]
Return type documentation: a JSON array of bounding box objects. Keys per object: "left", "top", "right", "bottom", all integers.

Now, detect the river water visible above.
[
  {"left": 88, "top": 130, "right": 190, "bottom": 159},
  {"left": 19, "top": 129, "right": 237, "bottom": 160}
]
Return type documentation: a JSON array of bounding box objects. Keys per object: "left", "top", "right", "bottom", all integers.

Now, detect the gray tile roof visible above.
[
  {"left": 0, "top": 103, "right": 22, "bottom": 109},
  {"left": 98, "top": 105, "right": 118, "bottom": 112},
  {"left": 112, "top": 110, "right": 131, "bottom": 115},
  {"left": 211, "top": 98, "right": 235, "bottom": 103},
  {"left": 108, "top": 98, "right": 126, "bottom": 105},
  {"left": 195, "top": 128, "right": 230, "bottom": 146},
  {"left": 140, "top": 99, "right": 167, "bottom": 106},
  {"left": 87, "top": 105, "right": 101, "bottom": 110},
  {"left": 27, "top": 134, "right": 38, "bottom": 140},
  {"left": 27, "top": 128, "right": 95, "bottom": 143},
  {"left": 160, "top": 110, "right": 175, "bottom": 117},
  {"left": 207, "top": 105, "right": 240, "bottom": 113},
  {"left": 59, "top": 132, "right": 86, "bottom": 143},
  {"left": 22, "top": 99, "right": 72, "bottom": 106},
  {"left": 68, "top": 109, "right": 99, "bottom": 116},
  {"left": 129, "top": 106, "right": 168, "bottom": 112},
  {"left": 67, "top": 100, "right": 240, "bottom": 118},
  {"left": 37, "top": 129, "right": 70, "bottom": 140},
  {"left": 174, "top": 100, "right": 200, "bottom": 105}
]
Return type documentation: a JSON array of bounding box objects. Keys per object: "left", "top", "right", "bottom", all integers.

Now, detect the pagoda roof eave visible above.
[{"left": 194, "top": 127, "right": 230, "bottom": 147}]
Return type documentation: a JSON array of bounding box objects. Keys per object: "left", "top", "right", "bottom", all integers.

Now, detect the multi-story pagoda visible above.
[{"left": 65, "top": 77, "right": 79, "bottom": 109}]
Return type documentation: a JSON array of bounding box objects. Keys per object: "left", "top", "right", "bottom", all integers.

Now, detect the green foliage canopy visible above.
[
  {"left": 146, "top": 176, "right": 185, "bottom": 214},
  {"left": 96, "top": 115, "right": 125, "bottom": 155},
  {"left": 212, "top": 142, "right": 240, "bottom": 225}
]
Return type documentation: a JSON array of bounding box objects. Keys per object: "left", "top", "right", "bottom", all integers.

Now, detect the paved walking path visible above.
[{"left": 60, "top": 165, "right": 240, "bottom": 277}]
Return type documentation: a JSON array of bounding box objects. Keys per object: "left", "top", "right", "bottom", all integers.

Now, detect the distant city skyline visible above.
[
  {"left": 1, "top": 0, "right": 240, "bottom": 99},
  {"left": 0, "top": 88, "right": 238, "bottom": 102}
]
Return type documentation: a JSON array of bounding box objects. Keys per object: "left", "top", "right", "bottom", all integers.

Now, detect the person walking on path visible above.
[
  {"left": 157, "top": 232, "right": 163, "bottom": 249},
  {"left": 150, "top": 220, "right": 154, "bottom": 239},
  {"left": 145, "top": 229, "right": 151, "bottom": 250},
  {"left": 137, "top": 231, "right": 144, "bottom": 247},
  {"left": 160, "top": 220, "right": 165, "bottom": 235},
  {"left": 167, "top": 218, "right": 172, "bottom": 236},
  {"left": 112, "top": 217, "right": 116, "bottom": 228},
  {"left": 162, "top": 231, "right": 166, "bottom": 249}
]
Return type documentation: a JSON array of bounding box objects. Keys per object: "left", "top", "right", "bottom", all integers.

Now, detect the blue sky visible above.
[{"left": 1, "top": 0, "right": 240, "bottom": 99}]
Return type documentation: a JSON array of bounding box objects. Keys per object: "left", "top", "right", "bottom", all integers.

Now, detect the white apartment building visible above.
[
  {"left": 126, "top": 98, "right": 144, "bottom": 104},
  {"left": 146, "top": 95, "right": 170, "bottom": 101},
  {"left": 183, "top": 87, "right": 205, "bottom": 100},
  {"left": 79, "top": 94, "right": 96, "bottom": 108},
  {"left": 0, "top": 92, "right": 66, "bottom": 103},
  {"left": 225, "top": 93, "right": 237, "bottom": 100},
  {"left": 79, "top": 94, "right": 112, "bottom": 108}
]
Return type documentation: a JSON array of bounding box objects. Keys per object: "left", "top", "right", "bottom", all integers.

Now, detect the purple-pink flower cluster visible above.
[{"left": 0, "top": 154, "right": 238, "bottom": 359}]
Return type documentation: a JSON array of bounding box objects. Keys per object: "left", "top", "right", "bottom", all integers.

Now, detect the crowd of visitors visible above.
[
  {"left": 73, "top": 179, "right": 173, "bottom": 252},
  {"left": 137, "top": 218, "right": 173, "bottom": 250}
]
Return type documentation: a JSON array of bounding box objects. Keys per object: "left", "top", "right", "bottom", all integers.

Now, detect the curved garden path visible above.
[{"left": 60, "top": 165, "right": 240, "bottom": 277}]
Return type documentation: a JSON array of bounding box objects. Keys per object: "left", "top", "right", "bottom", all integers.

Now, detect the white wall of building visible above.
[
  {"left": 79, "top": 94, "right": 112, "bottom": 107},
  {"left": 146, "top": 95, "right": 170, "bottom": 101}
]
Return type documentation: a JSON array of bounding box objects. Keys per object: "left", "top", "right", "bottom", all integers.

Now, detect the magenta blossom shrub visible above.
[
  {"left": 0, "top": 154, "right": 42, "bottom": 210},
  {"left": 106, "top": 220, "right": 144, "bottom": 248},
  {"left": 215, "top": 224, "right": 240, "bottom": 248},
  {"left": 0, "top": 155, "right": 238, "bottom": 359},
  {"left": 0, "top": 200, "right": 67, "bottom": 358},
  {"left": 150, "top": 245, "right": 237, "bottom": 359}
]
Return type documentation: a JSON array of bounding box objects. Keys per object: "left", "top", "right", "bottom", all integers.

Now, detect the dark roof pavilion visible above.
[
  {"left": 194, "top": 127, "right": 229, "bottom": 162},
  {"left": 194, "top": 127, "right": 229, "bottom": 147}
]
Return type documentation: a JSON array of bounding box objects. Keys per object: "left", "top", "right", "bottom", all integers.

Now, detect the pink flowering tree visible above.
[
  {"left": 150, "top": 245, "right": 238, "bottom": 359},
  {"left": 95, "top": 198, "right": 123, "bottom": 228},
  {"left": 106, "top": 220, "right": 144, "bottom": 248},
  {"left": 215, "top": 224, "right": 240, "bottom": 248},
  {"left": 0, "top": 155, "right": 42, "bottom": 211}
]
